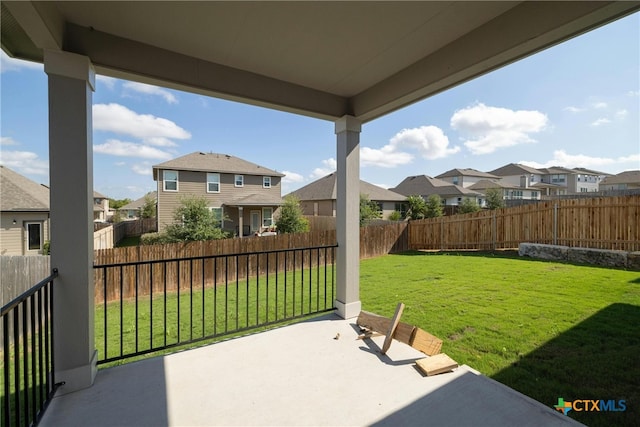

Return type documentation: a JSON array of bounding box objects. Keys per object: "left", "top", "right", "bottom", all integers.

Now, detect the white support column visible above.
[
  {"left": 45, "top": 50, "right": 97, "bottom": 394},
  {"left": 238, "top": 207, "right": 244, "bottom": 238},
  {"left": 334, "top": 115, "right": 362, "bottom": 319}
]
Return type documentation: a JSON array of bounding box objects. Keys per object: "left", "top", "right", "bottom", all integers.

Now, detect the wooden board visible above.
[
  {"left": 410, "top": 328, "right": 442, "bottom": 356},
  {"left": 381, "top": 303, "right": 404, "bottom": 354},
  {"left": 356, "top": 311, "right": 415, "bottom": 346},
  {"left": 416, "top": 353, "right": 458, "bottom": 376}
]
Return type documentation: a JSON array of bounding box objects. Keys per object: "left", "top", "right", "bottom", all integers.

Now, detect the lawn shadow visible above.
[{"left": 490, "top": 303, "right": 640, "bottom": 427}]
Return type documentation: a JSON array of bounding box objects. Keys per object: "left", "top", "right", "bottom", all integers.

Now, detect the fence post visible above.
[
  {"left": 440, "top": 218, "right": 444, "bottom": 251},
  {"left": 553, "top": 202, "right": 558, "bottom": 245},
  {"left": 492, "top": 211, "right": 497, "bottom": 250}
]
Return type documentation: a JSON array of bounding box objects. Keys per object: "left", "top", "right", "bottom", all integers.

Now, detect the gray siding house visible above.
[
  {"left": 0, "top": 166, "right": 50, "bottom": 255},
  {"left": 152, "top": 152, "right": 284, "bottom": 236}
]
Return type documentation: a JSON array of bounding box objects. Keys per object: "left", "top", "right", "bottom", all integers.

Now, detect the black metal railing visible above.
[
  {"left": 1, "top": 269, "right": 61, "bottom": 427},
  {"left": 94, "top": 245, "right": 337, "bottom": 364}
]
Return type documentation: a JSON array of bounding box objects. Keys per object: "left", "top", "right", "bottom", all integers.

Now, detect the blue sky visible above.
[{"left": 1, "top": 12, "right": 638, "bottom": 201}]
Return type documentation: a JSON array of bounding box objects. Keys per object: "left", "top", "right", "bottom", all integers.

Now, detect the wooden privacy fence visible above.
[
  {"left": 93, "top": 223, "right": 409, "bottom": 304},
  {"left": 409, "top": 195, "right": 640, "bottom": 251}
]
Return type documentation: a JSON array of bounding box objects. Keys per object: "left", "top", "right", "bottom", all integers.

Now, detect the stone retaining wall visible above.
[{"left": 519, "top": 243, "right": 640, "bottom": 270}]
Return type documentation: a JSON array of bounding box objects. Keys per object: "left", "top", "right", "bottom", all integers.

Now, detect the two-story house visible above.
[
  {"left": 0, "top": 165, "right": 50, "bottom": 255},
  {"left": 93, "top": 191, "right": 111, "bottom": 222},
  {"left": 488, "top": 163, "right": 547, "bottom": 199},
  {"left": 469, "top": 179, "right": 542, "bottom": 203},
  {"left": 536, "top": 166, "right": 606, "bottom": 195},
  {"left": 391, "top": 175, "right": 485, "bottom": 208},
  {"left": 435, "top": 168, "right": 500, "bottom": 188},
  {"left": 152, "top": 152, "right": 284, "bottom": 236},
  {"left": 288, "top": 173, "right": 406, "bottom": 220},
  {"left": 599, "top": 170, "right": 640, "bottom": 191}
]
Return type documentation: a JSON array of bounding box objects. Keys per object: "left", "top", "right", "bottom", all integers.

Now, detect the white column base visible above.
[
  {"left": 334, "top": 299, "right": 362, "bottom": 319},
  {"left": 55, "top": 349, "right": 98, "bottom": 395}
]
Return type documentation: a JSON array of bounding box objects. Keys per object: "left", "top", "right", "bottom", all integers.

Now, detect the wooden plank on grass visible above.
[
  {"left": 416, "top": 353, "right": 458, "bottom": 376},
  {"left": 410, "top": 328, "right": 442, "bottom": 356},
  {"left": 381, "top": 303, "right": 404, "bottom": 354}
]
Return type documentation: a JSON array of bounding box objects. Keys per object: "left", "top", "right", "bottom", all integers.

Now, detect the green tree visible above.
[
  {"left": 388, "top": 210, "right": 402, "bottom": 221},
  {"left": 406, "top": 195, "right": 427, "bottom": 220},
  {"left": 360, "top": 194, "right": 382, "bottom": 226},
  {"left": 164, "top": 196, "right": 227, "bottom": 242},
  {"left": 458, "top": 197, "right": 481, "bottom": 214},
  {"left": 111, "top": 210, "right": 123, "bottom": 223},
  {"left": 485, "top": 188, "right": 505, "bottom": 210},
  {"left": 424, "top": 194, "right": 444, "bottom": 218},
  {"left": 140, "top": 193, "right": 157, "bottom": 219},
  {"left": 108, "top": 198, "right": 132, "bottom": 210},
  {"left": 275, "top": 195, "right": 309, "bottom": 234}
]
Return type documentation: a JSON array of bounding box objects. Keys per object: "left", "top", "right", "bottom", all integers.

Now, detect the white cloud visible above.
[
  {"left": 96, "top": 75, "right": 117, "bottom": 90},
  {"left": 628, "top": 90, "right": 640, "bottom": 97},
  {"left": 123, "top": 82, "right": 178, "bottom": 104},
  {"left": 360, "top": 146, "right": 413, "bottom": 168},
  {"left": 1, "top": 137, "right": 19, "bottom": 146},
  {"left": 591, "top": 102, "right": 608, "bottom": 109},
  {"left": 115, "top": 161, "right": 126, "bottom": 166},
  {"left": 131, "top": 163, "right": 153, "bottom": 176},
  {"left": 282, "top": 170, "right": 304, "bottom": 184},
  {"left": 563, "top": 106, "right": 585, "bottom": 113},
  {"left": 93, "top": 103, "right": 190, "bottom": 146},
  {"left": 360, "top": 125, "right": 458, "bottom": 168},
  {"left": 615, "top": 109, "right": 628, "bottom": 120},
  {"left": 0, "top": 150, "right": 48, "bottom": 175},
  {"left": 451, "top": 103, "right": 548, "bottom": 155},
  {"left": 590, "top": 118, "right": 611, "bottom": 127},
  {"left": 521, "top": 150, "right": 640, "bottom": 170},
  {"left": 94, "top": 139, "right": 173, "bottom": 160},
  {"left": 0, "top": 51, "right": 42, "bottom": 73},
  {"left": 310, "top": 158, "right": 336, "bottom": 180}
]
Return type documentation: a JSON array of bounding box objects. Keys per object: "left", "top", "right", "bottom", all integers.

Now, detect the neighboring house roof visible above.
[
  {"left": 391, "top": 175, "right": 481, "bottom": 198},
  {"left": 538, "top": 166, "right": 579, "bottom": 175},
  {"left": 435, "top": 168, "right": 498, "bottom": 179},
  {"left": 489, "top": 163, "right": 543, "bottom": 176},
  {"left": 152, "top": 152, "right": 285, "bottom": 179},
  {"left": 94, "top": 191, "right": 107, "bottom": 199},
  {"left": 225, "top": 193, "right": 284, "bottom": 207},
  {"left": 573, "top": 167, "right": 611, "bottom": 176},
  {"left": 469, "top": 179, "right": 517, "bottom": 191},
  {"left": 600, "top": 170, "right": 640, "bottom": 185},
  {"left": 0, "top": 166, "right": 50, "bottom": 211},
  {"left": 288, "top": 173, "right": 405, "bottom": 202},
  {"left": 120, "top": 192, "right": 157, "bottom": 211}
]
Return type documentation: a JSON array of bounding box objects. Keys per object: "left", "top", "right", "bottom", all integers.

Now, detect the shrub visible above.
[{"left": 275, "top": 195, "right": 309, "bottom": 234}]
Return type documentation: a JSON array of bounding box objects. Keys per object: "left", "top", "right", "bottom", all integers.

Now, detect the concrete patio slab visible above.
[{"left": 41, "top": 314, "right": 581, "bottom": 426}]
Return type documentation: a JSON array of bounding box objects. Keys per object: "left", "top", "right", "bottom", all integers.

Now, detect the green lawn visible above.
[
  {"left": 360, "top": 251, "right": 639, "bottom": 427},
  {"left": 95, "top": 266, "right": 335, "bottom": 364}
]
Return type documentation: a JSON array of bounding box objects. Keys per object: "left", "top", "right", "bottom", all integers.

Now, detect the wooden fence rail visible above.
[
  {"left": 410, "top": 195, "right": 640, "bottom": 252},
  {"left": 93, "top": 223, "right": 409, "bottom": 304}
]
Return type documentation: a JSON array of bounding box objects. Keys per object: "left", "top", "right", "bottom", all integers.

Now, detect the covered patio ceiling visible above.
[{"left": 3, "top": 1, "right": 639, "bottom": 123}]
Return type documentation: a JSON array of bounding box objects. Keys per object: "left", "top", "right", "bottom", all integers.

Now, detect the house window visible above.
[
  {"left": 26, "top": 222, "right": 42, "bottom": 251},
  {"left": 207, "top": 173, "right": 220, "bottom": 193},
  {"left": 235, "top": 175, "right": 244, "bottom": 187},
  {"left": 531, "top": 191, "right": 539, "bottom": 199},
  {"left": 163, "top": 170, "right": 178, "bottom": 191},
  {"left": 394, "top": 202, "right": 407, "bottom": 218},
  {"left": 262, "top": 207, "right": 273, "bottom": 227},
  {"left": 209, "top": 207, "right": 223, "bottom": 227},
  {"left": 452, "top": 176, "right": 459, "bottom": 185},
  {"left": 263, "top": 176, "right": 271, "bottom": 188}
]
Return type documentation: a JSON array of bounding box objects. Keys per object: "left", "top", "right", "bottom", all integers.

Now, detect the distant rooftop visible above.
[
  {"left": 289, "top": 173, "right": 405, "bottom": 202},
  {"left": 153, "top": 152, "right": 285, "bottom": 179}
]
